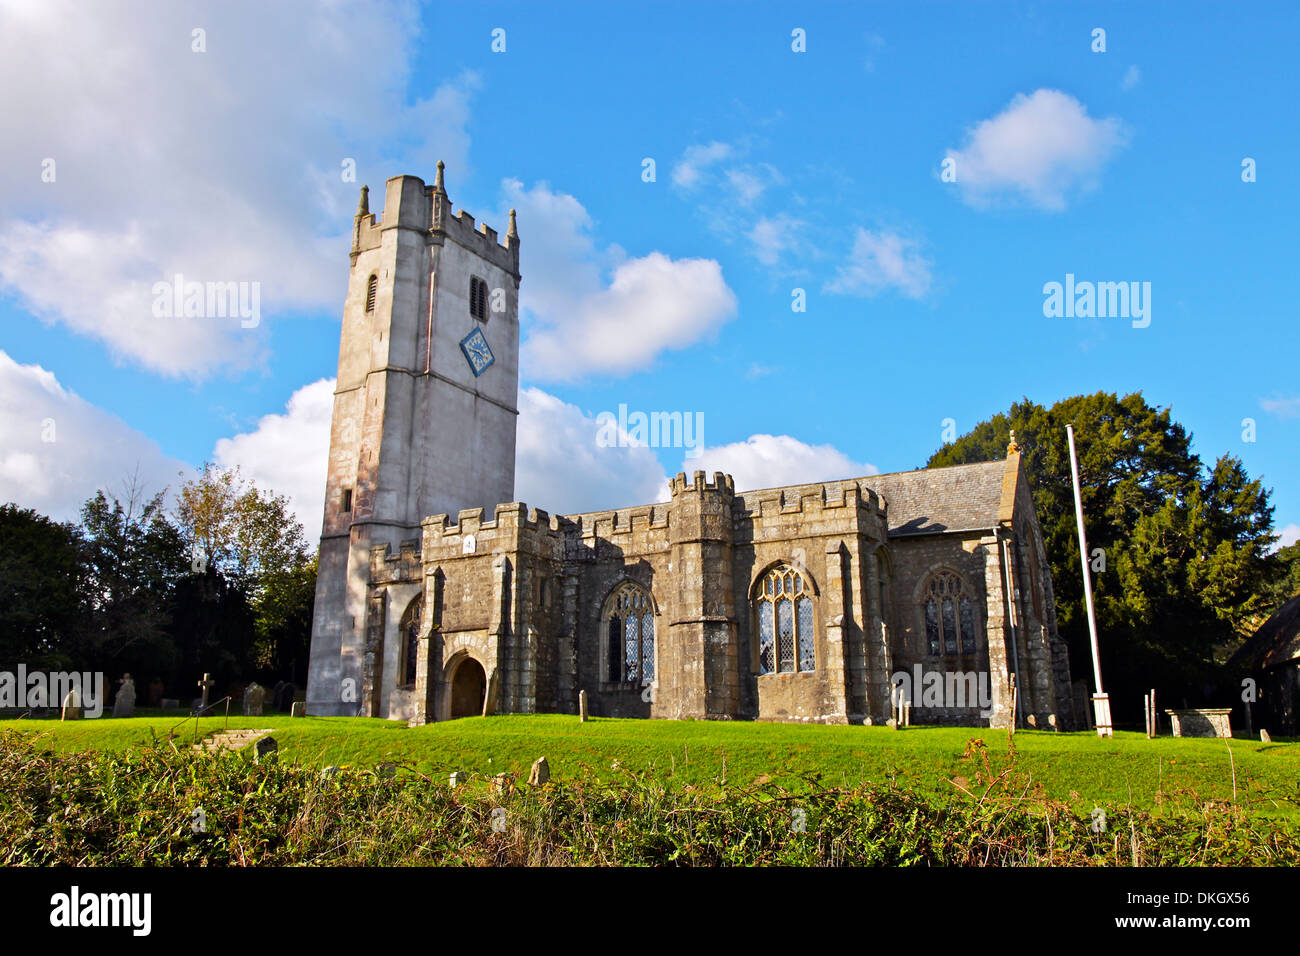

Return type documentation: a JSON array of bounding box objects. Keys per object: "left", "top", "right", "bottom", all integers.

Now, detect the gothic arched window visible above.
[
  {"left": 365, "top": 274, "right": 378, "bottom": 313},
  {"left": 754, "top": 565, "right": 816, "bottom": 675},
  {"left": 469, "top": 276, "right": 489, "bottom": 321},
  {"left": 922, "top": 571, "right": 978, "bottom": 659},
  {"left": 400, "top": 595, "right": 423, "bottom": 687},
  {"left": 603, "top": 582, "right": 654, "bottom": 684}
]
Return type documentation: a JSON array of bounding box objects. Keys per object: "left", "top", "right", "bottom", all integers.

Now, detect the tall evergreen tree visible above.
[{"left": 928, "top": 392, "right": 1276, "bottom": 717}]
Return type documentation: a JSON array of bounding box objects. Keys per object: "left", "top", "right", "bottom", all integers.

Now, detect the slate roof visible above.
[
  {"left": 865, "top": 460, "right": 1009, "bottom": 537},
  {"left": 1229, "top": 594, "right": 1300, "bottom": 672}
]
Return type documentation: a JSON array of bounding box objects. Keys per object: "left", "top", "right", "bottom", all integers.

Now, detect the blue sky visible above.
[{"left": 1, "top": 0, "right": 1296, "bottom": 545}]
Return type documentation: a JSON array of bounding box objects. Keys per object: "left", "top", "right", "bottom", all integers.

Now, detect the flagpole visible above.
[{"left": 1067, "top": 424, "right": 1112, "bottom": 737}]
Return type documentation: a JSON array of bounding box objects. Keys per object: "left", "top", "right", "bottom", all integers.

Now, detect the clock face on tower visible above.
[{"left": 458, "top": 327, "right": 495, "bottom": 376}]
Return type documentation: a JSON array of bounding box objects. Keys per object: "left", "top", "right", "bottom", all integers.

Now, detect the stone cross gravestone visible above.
[
  {"left": 196, "top": 673, "right": 216, "bottom": 711},
  {"left": 60, "top": 688, "right": 82, "bottom": 721},
  {"left": 253, "top": 736, "right": 277, "bottom": 764},
  {"left": 243, "top": 682, "right": 265, "bottom": 717},
  {"left": 113, "top": 674, "right": 136, "bottom": 718}
]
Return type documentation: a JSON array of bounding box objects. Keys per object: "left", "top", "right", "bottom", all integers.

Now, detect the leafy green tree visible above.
[
  {"left": 175, "top": 464, "right": 308, "bottom": 595},
  {"left": 929, "top": 392, "right": 1276, "bottom": 717},
  {"left": 174, "top": 464, "right": 313, "bottom": 685},
  {"left": 77, "top": 483, "right": 188, "bottom": 678},
  {"left": 251, "top": 556, "right": 316, "bottom": 683},
  {"left": 0, "top": 504, "right": 84, "bottom": 669}
]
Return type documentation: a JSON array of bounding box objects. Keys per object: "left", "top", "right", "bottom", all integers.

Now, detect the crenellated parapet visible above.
[
  {"left": 420, "top": 500, "right": 563, "bottom": 566},
  {"left": 369, "top": 538, "right": 423, "bottom": 585},
  {"left": 350, "top": 163, "right": 519, "bottom": 279}
]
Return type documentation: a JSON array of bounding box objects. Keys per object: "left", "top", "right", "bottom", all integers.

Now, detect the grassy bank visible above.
[
  {"left": 2, "top": 729, "right": 1296, "bottom": 866},
  {"left": 3, "top": 713, "right": 1298, "bottom": 818}
]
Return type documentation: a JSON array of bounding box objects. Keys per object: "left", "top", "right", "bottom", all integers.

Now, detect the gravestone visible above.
[
  {"left": 148, "top": 677, "right": 165, "bottom": 707},
  {"left": 490, "top": 772, "right": 515, "bottom": 792},
  {"left": 112, "top": 674, "right": 136, "bottom": 718},
  {"left": 528, "top": 757, "right": 550, "bottom": 786},
  {"left": 1165, "top": 708, "right": 1233, "bottom": 738},
  {"left": 290, "top": 701, "right": 306, "bottom": 717},
  {"left": 253, "top": 736, "right": 278, "bottom": 764},
  {"left": 60, "top": 688, "right": 82, "bottom": 721},
  {"left": 579, "top": 689, "right": 588, "bottom": 722},
  {"left": 243, "top": 682, "right": 265, "bottom": 717},
  {"left": 273, "top": 682, "right": 295, "bottom": 713},
  {"left": 196, "top": 673, "right": 215, "bottom": 710},
  {"left": 1261, "top": 729, "right": 1272, "bottom": 743},
  {"left": 160, "top": 698, "right": 180, "bottom": 710},
  {"left": 449, "top": 771, "right": 464, "bottom": 788}
]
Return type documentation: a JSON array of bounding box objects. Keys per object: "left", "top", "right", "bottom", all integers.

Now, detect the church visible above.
[{"left": 304, "top": 165, "right": 1081, "bottom": 730}]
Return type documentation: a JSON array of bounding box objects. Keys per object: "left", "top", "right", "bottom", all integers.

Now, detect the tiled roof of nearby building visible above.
[
  {"left": 864, "top": 460, "right": 1009, "bottom": 537},
  {"left": 1229, "top": 594, "right": 1300, "bottom": 672}
]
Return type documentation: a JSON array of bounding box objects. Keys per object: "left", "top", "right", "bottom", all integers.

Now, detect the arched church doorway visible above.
[{"left": 449, "top": 658, "right": 486, "bottom": 719}]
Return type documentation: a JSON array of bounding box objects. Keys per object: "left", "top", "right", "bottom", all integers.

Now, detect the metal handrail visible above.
[{"left": 168, "top": 695, "right": 232, "bottom": 745}]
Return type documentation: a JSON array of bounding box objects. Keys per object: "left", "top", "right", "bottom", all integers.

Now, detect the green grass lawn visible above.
[{"left": 5, "top": 713, "right": 1298, "bottom": 818}]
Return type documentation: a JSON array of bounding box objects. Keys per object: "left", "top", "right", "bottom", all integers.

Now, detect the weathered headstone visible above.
[
  {"left": 112, "top": 674, "right": 135, "bottom": 718},
  {"left": 290, "top": 701, "right": 306, "bottom": 717},
  {"left": 196, "top": 673, "right": 216, "bottom": 710},
  {"left": 253, "top": 736, "right": 277, "bottom": 764},
  {"left": 579, "top": 689, "right": 588, "bottom": 722},
  {"left": 243, "top": 682, "right": 265, "bottom": 717},
  {"left": 60, "top": 688, "right": 82, "bottom": 721},
  {"left": 1261, "top": 729, "right": 1272, "bottom": 743},
  {"left": 273, "top": 682, "right": 295, "bottom": 713},
  {"left": 1165, "top": 708, "right": 1233, "bottom": 738},
  {"left": 160, "top": 698, "right": 180, "bottom": 710},
  {"left": 528, "top": 757, "right": 550, "bottom": 786},
  {"left": 490, "top": 771, "right": 515, "bottom": 792}
]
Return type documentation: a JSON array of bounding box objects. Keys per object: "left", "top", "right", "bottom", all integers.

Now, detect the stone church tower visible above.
[{"left": 305, "top": 165, "right": 521, "bottom": 716}]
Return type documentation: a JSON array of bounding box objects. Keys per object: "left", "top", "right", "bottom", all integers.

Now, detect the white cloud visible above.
[
  {"left": 671, "top": 142, "right": 734, "bottom": 188},
  {"left": 212, "top": 379, "right": 335, "bottom": 542},
  {"left": 1121, "top": 65, "right": 1141, "bottom": 91},
  {"left": 748, "top": 214, "right": 807, "bottom": 267},
  {"left": 0, "top": 349, "right": 190, "bottom": 521},
  {"left": 0, "top": 0, "right": 476, "bottom": 378},
  {"left": 1276, "top": 523, "right": 1300, "bottom": 550},
  {"left": 504, "top": 180, "right": 737, "bottom": 382},
  {"left": 686, "top": 434, "right": 876, "bottom": 492},
  {"left": 515, "top": 388, "right": 668, "bottom": 514},
  {"left": 1261, "top": 396, "right": 1300, "bottom": 420},
  {"left": 944, "top": 89, "right": 1128, "bottom": 211},
  {"left": 825, "top": 228, "right": 932, "bottom": 299}
]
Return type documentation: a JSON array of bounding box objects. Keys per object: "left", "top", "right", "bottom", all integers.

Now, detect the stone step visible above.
[{"left": 190, "top": 729, "right": 274, "bottom": 754}]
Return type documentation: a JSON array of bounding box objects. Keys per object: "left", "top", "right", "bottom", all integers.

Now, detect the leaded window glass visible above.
[
  {"left": 603, "top": 582, "right": 656, "bottom": 684},
  {"left": 797, "top": 596, "right": 815, "bottom": 671},
  {"left": 754, "top": 564, "right": 816, "bottom": 674},
  {"left": 922, "top": 571, "right": 980, "bottom": 660},
  {"left": 758, "top": 601, "right": 774, "bottom": 674}
]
